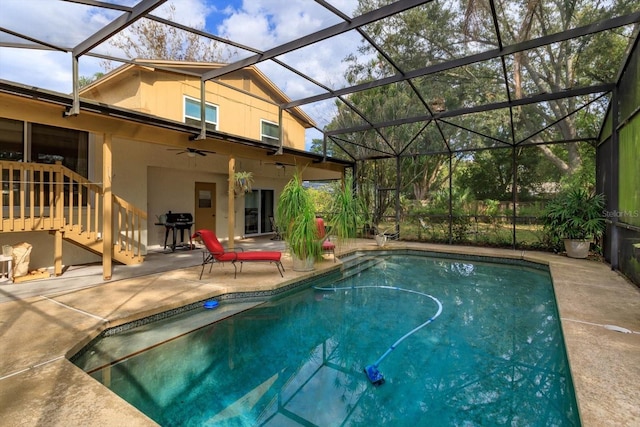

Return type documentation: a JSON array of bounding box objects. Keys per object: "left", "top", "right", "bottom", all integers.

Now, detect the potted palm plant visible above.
[
  {"left": 326, "top": 174, "right": 365, "bottom": 249},
  {"left": 277, "top": 171, "right": 322, "bottom": 271},
  {"left": 542, "top": 188, "right": 606, "bottom": 258}
]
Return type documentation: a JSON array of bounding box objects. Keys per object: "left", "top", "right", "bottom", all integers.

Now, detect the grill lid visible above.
[{"left": 165, "top": 212, "right": 193, "bottom": 224}]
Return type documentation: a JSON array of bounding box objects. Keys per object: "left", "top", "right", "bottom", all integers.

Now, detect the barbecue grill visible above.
[{"left": 162, "top": 212, "right": 194, "bottom": 252}]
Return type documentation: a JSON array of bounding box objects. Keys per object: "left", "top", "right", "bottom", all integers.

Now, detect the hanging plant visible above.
[{"left": 233, "top": 171, "right": 254, "bottom": 196}]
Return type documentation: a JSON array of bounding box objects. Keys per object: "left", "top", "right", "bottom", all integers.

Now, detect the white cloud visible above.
[
  {"left": 217, "top": 1, "right": 362, "bottom": 117},
  {"left": 0, "top": 0, "right": 120, "bottom": 47},
  {"left": 153, "top": 0, "right": 211, "bottom": 28},
  {"left": 0, "top": 48, "right": 72, "bottom": 93}
]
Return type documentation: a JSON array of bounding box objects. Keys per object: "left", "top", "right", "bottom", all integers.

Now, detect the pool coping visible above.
[{"left": 1, "top": 241, "right": 638, "bottom": 426}]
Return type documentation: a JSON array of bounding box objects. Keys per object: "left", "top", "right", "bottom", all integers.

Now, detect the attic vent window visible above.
[{"left": 184, "top": 96, "right": 218, "bottom": 131}]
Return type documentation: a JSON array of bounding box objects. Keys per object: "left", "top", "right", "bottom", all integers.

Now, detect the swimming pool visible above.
[{"left": 74, "top": 252, "right": 580, "bottom": 426}]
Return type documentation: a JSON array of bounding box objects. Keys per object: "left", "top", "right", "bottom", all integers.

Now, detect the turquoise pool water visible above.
[{"left": 74, "top": 253, "right": 580, "bottom": 426}]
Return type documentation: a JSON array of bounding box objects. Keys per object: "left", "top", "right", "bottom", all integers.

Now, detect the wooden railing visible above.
[
  {"left": 1, "top": 160, "right": 146, "bottom": 263},
  {"left": 113, "top": 194, "right": 147, "bottom": 260}
]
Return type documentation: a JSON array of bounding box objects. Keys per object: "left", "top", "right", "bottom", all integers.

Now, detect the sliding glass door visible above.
[{"left": 244, "top": 189, "right": 275, "bottom": 236}]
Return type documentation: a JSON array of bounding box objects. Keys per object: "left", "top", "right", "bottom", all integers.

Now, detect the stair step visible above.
[{"left": 340, "top": 254, "right": 384, "bottom": 279}]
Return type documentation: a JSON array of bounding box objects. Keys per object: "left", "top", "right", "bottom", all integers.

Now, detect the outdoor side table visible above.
[{"left": 0, "top": 254, "right": 12, "bottom": 281}]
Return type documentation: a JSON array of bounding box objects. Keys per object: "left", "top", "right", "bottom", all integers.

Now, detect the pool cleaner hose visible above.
[{"left": 314, "top": 285, "right": 443, "bottom": 386}]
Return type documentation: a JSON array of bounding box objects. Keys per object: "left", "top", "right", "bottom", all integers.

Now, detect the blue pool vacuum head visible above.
[
  {"left": 364, "top": 365, "right": 385, "bottom": 386},
  {"left": 203, "top": 300, "right": 219, "bottom": 309}
]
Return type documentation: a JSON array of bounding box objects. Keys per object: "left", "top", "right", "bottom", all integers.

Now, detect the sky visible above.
[{"left": 0, "top": 0, "right": 362, "bottom": 148}]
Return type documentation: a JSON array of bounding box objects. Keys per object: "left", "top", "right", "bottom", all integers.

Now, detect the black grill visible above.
[{"left": 163, "top": 212, "right": 194, "bottom": 251}]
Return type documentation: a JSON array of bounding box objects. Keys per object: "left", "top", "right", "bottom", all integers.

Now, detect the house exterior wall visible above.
[
  {"left": 82, "top": 67, "right": 308, "bottom": 150},
  {"left": 81, "top": 71, "right": 143, "bottom": 111},
  {"left": 1, "top": 67, "right": 341, "bottom": 272}
]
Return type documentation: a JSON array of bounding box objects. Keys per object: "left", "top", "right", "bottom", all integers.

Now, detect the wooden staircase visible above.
[{"left": 1, "top": 160, "right": 146, "bottom": 269}]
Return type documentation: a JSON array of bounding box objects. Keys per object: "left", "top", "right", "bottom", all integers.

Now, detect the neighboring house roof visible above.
[{"left": 79, "top": 59, "right": 317, "bottom": 129}]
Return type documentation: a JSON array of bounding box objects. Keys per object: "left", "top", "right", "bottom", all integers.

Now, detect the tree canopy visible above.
[{"left": 322, "top": 0, "right": 637, "bottom": 211}]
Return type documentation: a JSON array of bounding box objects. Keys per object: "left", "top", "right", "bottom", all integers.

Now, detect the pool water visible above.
[{"left": 75, "top": 254, "right": 580, "bottom": 426}]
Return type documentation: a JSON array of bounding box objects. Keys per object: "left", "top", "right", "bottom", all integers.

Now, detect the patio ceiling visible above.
[{"left": 0, "top": 0, "right": 638, "bottom": 162}]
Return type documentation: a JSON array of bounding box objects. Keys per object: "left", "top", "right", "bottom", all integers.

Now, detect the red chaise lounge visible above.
[
  {"left": 193, "top": 229, "right": 284, "bottom": 279},
  {"left": 316, "top": 217, "right": 336, "bottom": 262}
]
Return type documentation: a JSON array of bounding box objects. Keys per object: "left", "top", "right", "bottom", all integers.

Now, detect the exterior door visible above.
[
  {"left": 194, "top": 182, "right": 216, "bottom": 233},
  {"left": 244, "top": 189, "right": 275, "bottom": 235}
]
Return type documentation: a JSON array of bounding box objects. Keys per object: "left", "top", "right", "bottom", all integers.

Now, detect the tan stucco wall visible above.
[
  {"left": 82, "top": 67, "right": 308, "bottom": 150},
  {"left": 80, "top": 71, "right": 142, "bottom": 111},
  {"left": 104, "top": 137, "right": 297, "bottom": 247},
  {"left": 0, "top": 232, "right": 101, "bottom": 270}
]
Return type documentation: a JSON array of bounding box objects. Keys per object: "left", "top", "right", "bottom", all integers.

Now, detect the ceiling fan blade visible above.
[
  {"left": 263, "top": 161, "right": 295, "bottom": 166},
  {"left": 196, "top": 151, "right": 206, "bottom": 156}
]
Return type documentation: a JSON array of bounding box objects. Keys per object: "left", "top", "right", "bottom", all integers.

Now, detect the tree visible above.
[
  {"left": 78, "top": 72, "right": 104, "bottom": 88},
  {"left": 336, "top": 0, "right": 637, "bottom": 194},
  {"left": 462, "top": 0, "right": 638, "bottom": 178},
  {"left": 107, "top": 4, "right": 233, "bottom": 63}
]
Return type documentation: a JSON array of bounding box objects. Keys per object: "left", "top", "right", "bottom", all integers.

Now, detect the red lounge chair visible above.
[
  {"left": 192, "top": 229, "right": 284, "bottom": 279},
  {"left": 316, "top": 218, "right": 336, "bottom": 262}
]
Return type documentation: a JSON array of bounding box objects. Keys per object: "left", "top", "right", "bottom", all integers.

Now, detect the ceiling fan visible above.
[
  {"left": 167, "top": 147, "right": 216, "bottom": 157},
  {"left": 263, "top": 161, "right": 296, "bottom": 169}
]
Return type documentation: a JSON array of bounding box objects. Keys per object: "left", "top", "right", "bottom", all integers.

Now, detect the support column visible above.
[
  {"left": 512, "top": 145, "right": 517, "bottom": 249},
  {"left": 102, "top": 133, "right": 113, "bottom": 280},
  {"left": 54, "top": 164, "right": 64, "bottom": 275},
  {"left": 53, "top": 230, "right": 63, "bottom": 276},
  {"left": 448, "top": 153, "right": 453, "bottom": 244},
  {"left": 228, "top": 157, "right": 236, "bottom": 250},
  {"left": 610, "top": 87, "right": 620, "bottom": 270},
  {"left": 395, "top": 156, "right": 401, "bottom": 237}
]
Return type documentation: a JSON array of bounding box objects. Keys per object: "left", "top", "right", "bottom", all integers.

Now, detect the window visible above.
[
  {"left": 31, "top": 123, "right": 88, "bottom": 175},
  {"left": 0, "top": 119, "right": 87, "bottom": 174},
  {"left": 184, "top": 96, "right": 218, "bottom": 131},
  {"left": 0, "top": 118, "right": 24, "bottom": 161},
  {"left": 0, "top": 118, "right": 88, "bottom": 207},
  {"left": 261, "top": 120, "right": 280, "bottom": 145}
]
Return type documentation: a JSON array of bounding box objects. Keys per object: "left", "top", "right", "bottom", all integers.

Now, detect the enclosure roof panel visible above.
[{"left": 0, "top": 0, "right": 638, "bottom": 159}]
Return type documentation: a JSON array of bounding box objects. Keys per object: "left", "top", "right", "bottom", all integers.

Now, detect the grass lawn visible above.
[{"left": 391, "top": 218, "right": 548, "bottom": 249}]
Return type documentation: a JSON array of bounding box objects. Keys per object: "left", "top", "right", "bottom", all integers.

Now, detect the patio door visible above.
[
  {"left": 194, "top": 182, "right": 216, "bottom": 233},
  {"left": 244, "top": 189, "right": 275, "bottom": 236}
]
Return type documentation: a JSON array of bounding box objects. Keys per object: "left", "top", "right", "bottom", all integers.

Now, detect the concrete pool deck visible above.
[{"left": 0, "top": 240, "right": 638, "bottom": 426}]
